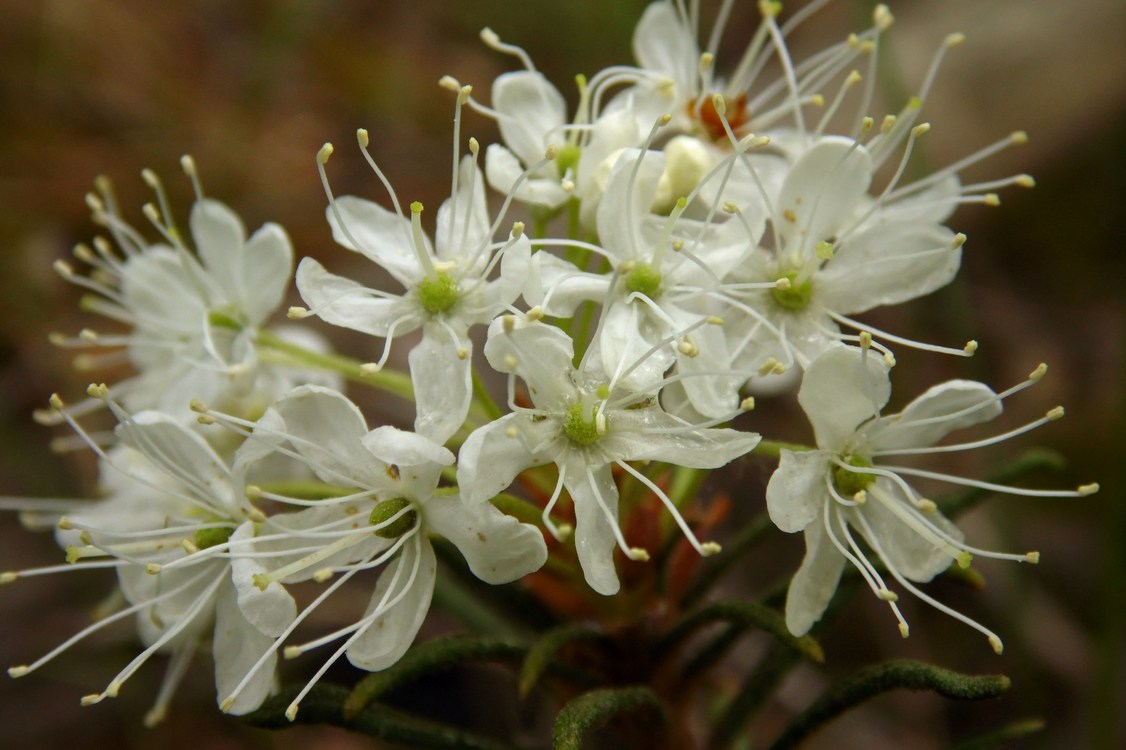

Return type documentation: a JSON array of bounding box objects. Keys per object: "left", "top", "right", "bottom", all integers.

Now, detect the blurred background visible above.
[{"left": 0, "top": 1, "right": 1121, "bottom": 748}]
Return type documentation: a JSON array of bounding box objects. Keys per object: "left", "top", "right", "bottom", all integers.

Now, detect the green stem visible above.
[
  {"left": 751, "top": 439, "right": 813, "bottom": 459},
  {"left": 256, "top": 329, "right": 414, "bottom": 401}
]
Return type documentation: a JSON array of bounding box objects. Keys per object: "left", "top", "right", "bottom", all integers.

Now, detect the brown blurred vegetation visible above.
[{"left": 0, "top": 1, "right": 1122, "bottom": 749}]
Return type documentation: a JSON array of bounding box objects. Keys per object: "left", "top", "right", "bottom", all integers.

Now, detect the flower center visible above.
[
  {"left": 692, "top": 93, "right": 749, "bottom": 141},
  {"left": 369, "top": 497, "right": 418, "bottom": 539},
  {"left": 555, "top": 143, "right": 581, "bottom": 178},
  {"left": 418, "top": 272, "right": 459, "bottom": 315},
  {"left": 832, "top": 455, "right": 877, "bottom": 497},
  {"left": 771, "top": 271, "right": 814, "bottom": 311},
  {"left": 192, "top": 525, "right": 234, "bottom": 550},
  {"left": 564, "top": 403, "right": 604, "bottom": 446},
  {"left": 624, "top": 263, "right": 662, "bottom": 300}
]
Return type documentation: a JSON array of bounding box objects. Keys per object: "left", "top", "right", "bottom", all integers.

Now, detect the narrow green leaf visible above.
[
  {"left": 246, "top": 683, "right": 525, "bottom": 750},
  {"left": 520, "top": 623, "right": 603, "bottom": 697},
  {"left": 553, "top": 686, "right": 664, "bottom": 750},
  {"left": 344, "top": 635, "right": 526, "bottom": 718},
  {"left": 766, "top": 660, "right": 1011, "bottom": 750},
  {"left": 658, "top": 600, "right": 824, "bottom": 664},
  {"left": 710, "top": 643, "right": 802, "bottom": 750},
  {"left": 947, "top": 717, "right": 1046, "bottom": 750}
]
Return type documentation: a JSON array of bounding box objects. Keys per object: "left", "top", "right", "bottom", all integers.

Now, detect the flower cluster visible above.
[{"left": 1, "top": 0, "right": 1096, "bottom": 731}]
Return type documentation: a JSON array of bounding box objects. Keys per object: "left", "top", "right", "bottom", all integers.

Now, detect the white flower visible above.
[
  {"left": 767, "top": 344, "right": 1098, "bottom": 650},
  {"left": 6, "top": 391, "right": 294, "bottom": 724},
  {"left": 295, "top": 133, "right": 531, "bottom": 445},
  {"left": 457, "top": 317, "right": 759, "bottom": 595},
  {"left": 43, "top": 162, "right": 316, "bottom": 426},
  {"left": 198, "top": 384, "right": 548, "bottom": 721}
]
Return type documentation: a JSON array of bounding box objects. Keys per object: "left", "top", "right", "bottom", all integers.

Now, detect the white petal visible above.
[
  {"left": 766, "top": 450, "right": 830, "bottom": 533},
  {"left": 483, "top": 317, "right": 575, "bottom": 408},
  {"left": 880, "top": 174, "right": 962, "bottom": 225},
  {"left": 213, "top": 580, "right": 277, "bottom": 714},
  {"left": 604, "top": 409, "right": 760, "bottom": 467},
  {"left": 866, "top": 380, "right": 1001, "bottom": 451},
  {"left": 191, "top": 199, "right": 248, "bottom": 301},
  {"left": 486, "top": 144, "right": 570, "bottom": 209},
  {"left": 266, "top": 385, "right": 380, "bottom": 487},
  {"left": 564, "top": 463, "right": 621, "bottom": 596},
  {"left": 784, "top": 519, "right": 847, "bottom": 636},
  {"left": 523, "top": 251, "right": 609, "bottom": 317},
  {"left": 596, "top": 149, "right": 668, "bottom": 264},
  {"left": 424, "top": 494, "right": 547, "bottom": 584},
  {"left": 408, "top": 327, "right": 472, "bottom": 446},
  {"left": 229, "top": 523, "right": 297, "bottom": 637},
  {"left": 818, "top": 222, "right": 960, "bottom": 314},
  {"left": 456, "top": 414, "right": 550, "bottom": 505},
  {"left": 238, "top": 223, "right": 293, "bottom": 324},
  {"left": 122, "top": 247, "right": 207, "bottom": 336},
  {"left": 776, "top": 137, "right": 872, "bottom": 253},
  {"left": 435, "top": 157, "right": 491, "bottom": 265},
  {"left": 114, "top": 411, "right": 234, "bottom": 504},
  {"left": 859, "top": 479, "right": 963, "bottom": 582},
  {"left": 295, "top": 256, "right": 421, "bottom": 337},
  {"left": 798, "top": 344, "right": 891, "bottom": 449},
  {"left": 597, "top": 301, "right": 674, "bottom": 392},
  {"left": 492, "top": 71, "right": 567, "bottom": 165},
  {"left": 326, "top": 195, "right": 424, "bottom": 286},
  {"left": 632, "top": 0, "right": 696, "bottom": 91},
  {"left": 346, "top": 537, "right": 436, "bottom": 671}
]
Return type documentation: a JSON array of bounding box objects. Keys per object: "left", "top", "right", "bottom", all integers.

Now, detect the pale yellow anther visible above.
[
  {"left": 505, "top": 425, "right": 518, "bottom": 439},
  {"left": 1025, "top": 551, "right": 1041, "bottom": 564},
  {"left": 595, "top": 412, "right": 608, "bottom": 435},
  {"left": 983, "top": 193, "right": 1001, "bottom": 206},
  {"left": 898, "top": 622, "right": 910, "bottom": 639},
  {"left": 989, "top": 635, "right": 1004, "bottom": 655},
  {"left": 79, "top": 328, "right": 99, "bottom": 342},
  {"left": 671, "top": 239, "right": 684, "bottom": 251},
  {"left": 73, "top": 243, "right": 96, "bottom": 262},
  {"left": 219, "top": 697, "right": 236, "bottom": 712},
  {"left": 956, "top": 551, "right": 974, "bottom": 569},
  {"left": 878, "top": 589, "right": 899, "bottom": 602},
  {"left": 911, "top": 123, "right": 931, "bottom": 138},
  {"left": 313, "top": 567, "right": 334, "bottom": 583},
  {"left": 502, "top": 314, "right": 517, "bottom": 333},
  {"left": 858, "top": 331, "right": 873, "bottom": 350},
  {"left": 1047, "top": 406, "right": 1065, "bottom": 420},
  {"left": 699, "top": 542, "right": 722, "bottom": 556},
  {"left": 189, "top": 399, "right": 208, "bottom": 413},
  {"left": 861, "top": 116, "right": 875, "bottom": 132},
  {"left": 86, "top": 383, "right": 109, "bottom": 399},
  {"left": 853, "top": 490, "right": 867, "bottom": 505},
  {"left": 246, "top": 508, "right": 267, "bottom": 523},
  {"left": 361, "top": 363, "right": 381, "bottom": 375},
  {"left": 543, "top": 144, "right": 559, "bottom": 160},
  {"left": 916, "top": 499, "right": 937, "bottom": 514},
  {"left": 561, "top": 179, "right": 575, "bottom": 192},
  {"left": 555, "top": 523, "right": 574, "bottom": 541},
  {"left": 1029, "top": 363, "right": 1048, "bottom": 381},
  {"left": 503, "top": 354, "right": 518, "bottom": 370},
  {"left": 285, "top": 704, "right": 299, "bottom": 722},
  {"left": 657, "top": 113, "right": 673, "bottom": 126},
  {"left": 357, "top": 128, "right": 370, "bottom": 148},
  {"left": 85, "top": 192, "right": 105, "bottom": 214},
  {"left": 57, "top": 517, "right": 74, "bottom": 531},
  {"left": 810, "top": 94, "right": 825, "bottom": 107},
  {"left": 847, "top": 33, "right": 860, "bottom": 49},
  {"left": 145, "top": 563, "right": 162, "bottom": 575},
  {"left": 245, "top": 485, "right": 263, "bottom": 500},
  {"left": 874, "top": 4, "right": 894, "bottom": 30},
  {"left": 678, "top": 338, "right": 699, "bottom": 357},
  {"left": 880, "top": 114, "right": 897, "bottom": 133},
  {"left": 526, "top": 306, "right": 545, "bottom": 322},
  {"left": 317, "top": 143, "right": 334, "bottom": 164},
  {"left": 758, "top": 357, "right": 786, "bottom": 376},
  {"left": 740, "top": 397, "right": 755, "bottom": 411},
  {"left": 479, "top": 27, "right": 500, "bottom": 47},
  {"left": 80, "top": 694, "right": 104, "bottom": 706},
  {"left": 1010, "top": 131, "right": 1028, "bottom": 145},
  {"left": 457, "top": 347, "right": 469, "bottom": 360},
  {"left": 946, "top": 32, "right": 966, "bottom": 47},
  {"left": 707, "top": 315, "right": 724, "bottom": 326},
  {"left": 1016, "top": 174, "right": 1036, "bottom": 188},
  {"left": 1078, "top": 483, "right": 1100, "bottom": 496},
  {"left": 815, "top": 241, "right": 835, "bottom": 260},
  {"left": 458, "top": 84, "right": 473, "bottom": 104},
  {"left": 78, "top": 531, "right": 93, "bottom": 545},
  {"left": 0, "top": 573, "right": 18, "bottom": 584},
  {"left": 845, "top": 70, "right": 863, "bottom": 87},
  {"left": 181, "top": 539, "right": 199, "bottom": 555},
  {"left": 952, "top": 233, "right": 967, "bottom": 248},
  {"left": 8, "top": 665, "right": 29, "bottom": 678},
  {"left": 774, "top": 277, "right": 792, "bottom": 291},
  {"left": 52, "top": 259, "right": 74, "bottom": 278},
  {"left": 511, "top": 221, "right": 525, "bottom": 238},
  {"left": 758, "top": 0, "right": 782, "bottom": 19},
  {"left": 142, "top": 203, "right": 161, "bottom": 224},
  {"left": 180, "top": 154, "right": 197, "bottom": 178},
  {"left": 49, "top": 393, "right": 65, "bottom": 410},
  {"left": 438, "top": 75, "right": 460, "bottom": 93},
  {"left": 857, "top": 41, "right": 875, "bottom": 54},
  {"left": 711, "top": 93, "right": 726, "bottom": 116},
  {"left": 627, "top": 547, "right": 651, "bottom": 562},
  {"left": 252, "top": 573, "right": 270, "bottom": 591},
  {"left": 699, "top": 52, "right": 715, "bottom": 71},
  {"left": 283, "top": 646, "right": 302, "bottom": 660},
  {"left": 723, "top": 201, "right": 738, "bottom": 214}
]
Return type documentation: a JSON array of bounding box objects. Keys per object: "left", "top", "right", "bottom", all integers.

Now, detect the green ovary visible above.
[
  {"left": 194, "top": 525, "right": 234, "bottom": 550},
  {"left": 625, "top": 263, "right": 662, "bottom": 300},
  {"left": 564, "top": 403, "right": 604, "bottom": 446},
  {"left": 369, "top": 497, "right": 418, "bottom": 539},
  {"left": 418, "top": 272, "right": 459, "bottom": 315},
  {"left": 832, "top": 455, "right": 876, "bottom": 497},
  {"left": 771, "top": 271, "right": 813, "bottom": 311},
  {"left": 555, "top": 144, "right": 581, "bottom": 177}
]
